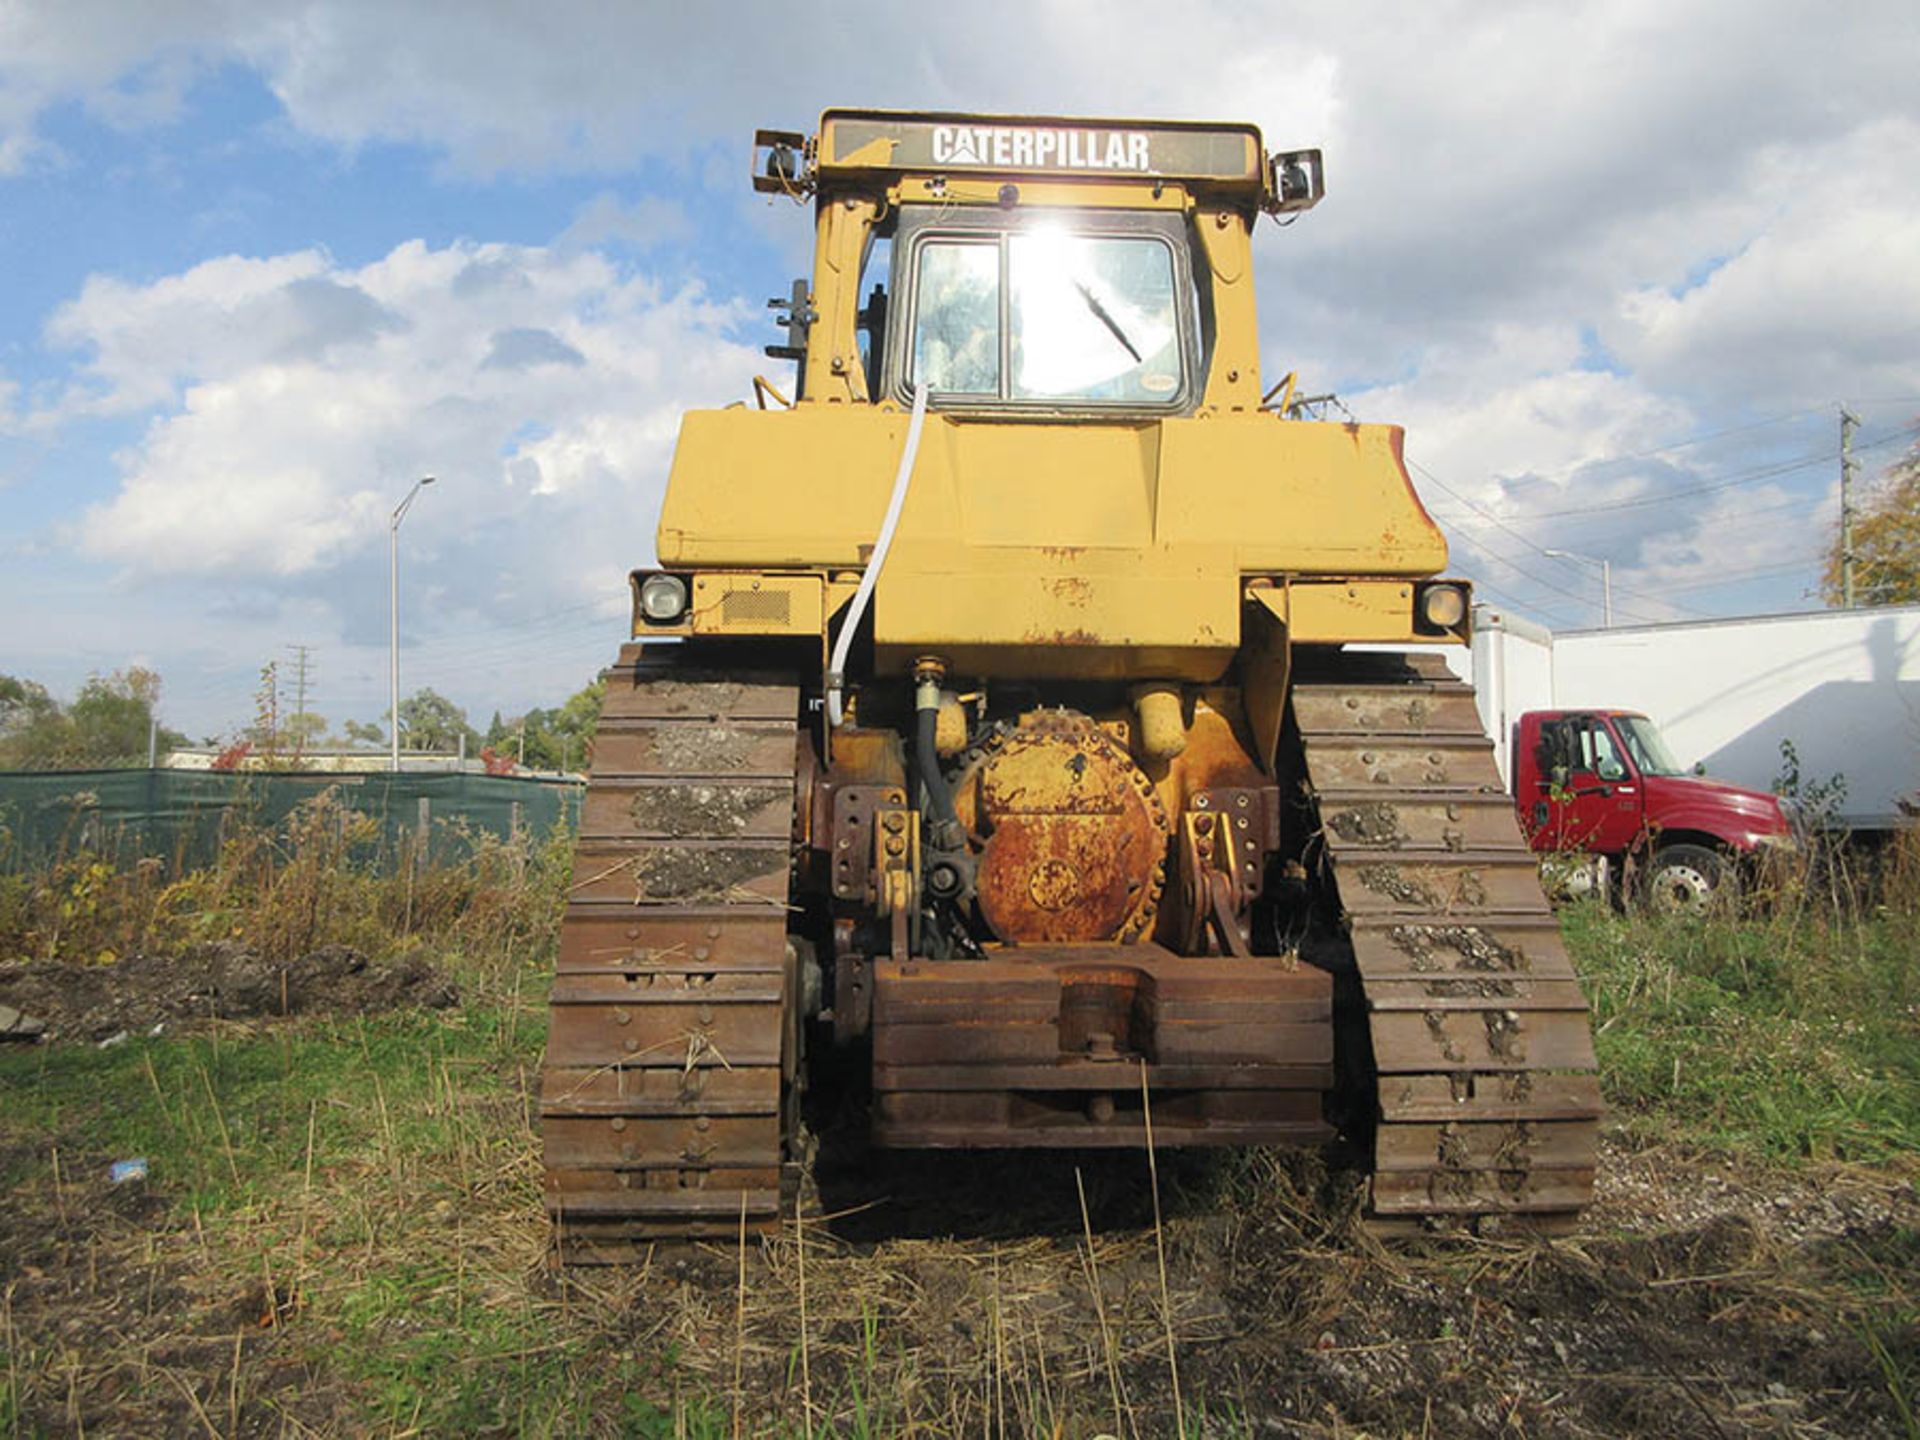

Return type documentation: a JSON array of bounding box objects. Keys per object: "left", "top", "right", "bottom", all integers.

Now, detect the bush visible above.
[{"left": 0, "top": 788, "right": 571, "bottom": 984}]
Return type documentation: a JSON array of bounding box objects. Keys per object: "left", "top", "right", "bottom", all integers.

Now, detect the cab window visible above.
[
  {"left": 1537, "top": 717, "right": 1630, "bottom": 783},
  {"left": 894, "top": 209, "right": 1196, "bottom": 412},
  {"left": 913, "top": 241, "right": 1001, "bottom": 394},
  {"left": 1007, "top": 231, "right": 1179, "bottom": 402}
]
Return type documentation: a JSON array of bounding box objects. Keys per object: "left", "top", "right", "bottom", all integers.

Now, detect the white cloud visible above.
[
  {"left": 558, "top": 194, "right": 696, "bottom": 255},
  {"left": 0, "top": 0, "right": 242, "bottom": 172},
  {"left": 46, "top": 250, "right": 358, "bottom": 416},
  {"left": 70, "top": 239, "right": 763, "bottom": 597},
  {"left": 1605, "top": 119, "right": 1920, "bottom": 411},
  {"left": 4, "top": 0, "right": 1919, "bottom": 686}
]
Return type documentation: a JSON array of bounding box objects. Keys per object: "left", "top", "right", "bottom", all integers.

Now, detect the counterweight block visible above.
[{"left": 868, "top": 944, "right": 1335, "bottom": 1148}]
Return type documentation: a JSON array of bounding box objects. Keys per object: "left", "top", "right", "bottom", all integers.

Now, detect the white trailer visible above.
[{"left": 1463, "top": 603, "right": 1920, "bottom": 832}]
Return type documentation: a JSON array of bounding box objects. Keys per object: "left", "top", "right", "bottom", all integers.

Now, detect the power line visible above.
[
  {"left": 1520, "top": 425, "right": 1918, "bottom": 519},
  {"left": 1408, "top": 458, "right": 1682, "bottom": 621},
  {"left": 408, "top": 597, "right": 617, "bottom": 654},
  {"left": 1648, "top": 556, "right": 1822, "bottom": 596},
  {"left": 1492, "top": 402, "right": 1835, "bottom": 488},
  {"left": 1404, "top": 411, "right": 1918, "bottom": 623}
]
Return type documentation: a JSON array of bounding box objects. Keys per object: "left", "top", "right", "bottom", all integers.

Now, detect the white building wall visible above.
[
  {"left": 1468, "top": 609, "right": 1554, "bottom": 786},
  {"left": 1467, "top": 604, "right": 1920, "bottom": 828}
]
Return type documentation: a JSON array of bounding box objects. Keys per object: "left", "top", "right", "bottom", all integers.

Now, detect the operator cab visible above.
[{"left": 756, "top": 110, "right": 1322, "bottom": 416}]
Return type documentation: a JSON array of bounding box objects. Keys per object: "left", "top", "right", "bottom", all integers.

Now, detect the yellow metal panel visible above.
[
  {"left": 1193, "top": 209, "right": 1262, "bottom": 411},
  {"left": 656, "top": 405, "right": 1450, "bottom": 672},
  {"left": 658, "top": 408, "right": 1447, "bottom": 577},
  {"left": 689, "top": 573, "right": 824, "bottom": 637},
  {"left": 1251, "top": 579, "right": 1438, "bottom": 644},
  {"left": 873, "top": 543, "right": 1238, "bottom": 679},
  {"left": 658, "top": 409, "right": 913, "bottom": 568},
  {"left": 803, "top": 196, "right": 879, "bottom": 405},
  {"left": 890, "top": 176, "right": 1192, "bottom": 212},
  {"left": 936, "top": 420, "right": 1159, "bottom": 547},
  {"left": 1286, "top": 579, "right": 1413, "bottom": 641},
  {"left": 1157, "top": 416, "right": 1449, "bottom": 574}
]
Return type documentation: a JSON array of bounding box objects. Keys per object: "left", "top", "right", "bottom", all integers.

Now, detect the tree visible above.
[
  {"left": 397, "top": 688, "right": 479, "bottom": 754},
  {"left": 473, "top": 679, "right": 605, "bottom": 772},
  {"left": 1825, "top": 438, "right": 1920, "bottom": 607},
  {"left": 343, "top": 719, "right": 384, "bottom": 747},
  {"left": 0, "top": 676, "right": 65, "bottom": 769},
  {"left": 282, "top": 712, "right": 328, "bottom": 749},
  {"left": 493, "top": 678, "right": 604, "bottom": 772},
  {"left": 0, "top": 669, "right": 185, "bottom": 769}
]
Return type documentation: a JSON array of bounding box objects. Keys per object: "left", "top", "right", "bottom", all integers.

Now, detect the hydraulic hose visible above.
[
  {"left": 914, "top": 685, "right": 961, "bottom": 835},
  {"left": 826, "top": 382, "right": 929, "bottom": 727}
]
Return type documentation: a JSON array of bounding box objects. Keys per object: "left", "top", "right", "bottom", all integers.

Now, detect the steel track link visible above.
[
  {"left": 540, "top": 645, "right": 800, "bottom": 1262},
  {"left": 1293, "top": 652, "right": 1603, "bottom": 1231}
]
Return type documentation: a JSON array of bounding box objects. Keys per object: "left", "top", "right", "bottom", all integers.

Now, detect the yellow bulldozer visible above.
[{"left": 540, "top": 110, "right": 1601, "bottom": 1258}]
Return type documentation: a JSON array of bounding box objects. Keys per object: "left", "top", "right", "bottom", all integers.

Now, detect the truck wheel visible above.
[{"left": 1639, "top": 843, "right": 1729, "bottom": 917}]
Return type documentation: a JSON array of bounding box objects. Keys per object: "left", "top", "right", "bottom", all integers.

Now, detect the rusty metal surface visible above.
[
  {"left": 869, "top": 944, "right": 1334, "bottom": 1149},
  {"left": 540, "top": 652, "right": 799, "bottom": 1261},
  {"left": 1294, "top": 655, "right": 1603, "bottom": 1227},
  {"left": 954, "top": 712, "right": 1168, "bottom": 945}
]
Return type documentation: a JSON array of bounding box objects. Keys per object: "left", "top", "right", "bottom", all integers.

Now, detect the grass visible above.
[
  {"left": 1565, "top": 896, "right": 1920, "bottom": 1164},
  {"left": 0, "top": 982, "right": 1316, "bottom": 1435},
  {"left": 0, "top": 991, "right": 761, "bottom": 1436},
  {"left": 1, "top": 814, "right": 1917, "bottom": 1434}
]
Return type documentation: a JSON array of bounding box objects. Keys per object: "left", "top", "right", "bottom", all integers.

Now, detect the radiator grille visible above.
[{"left": 721, "top": 589, "right": 793, "bottom": 626}]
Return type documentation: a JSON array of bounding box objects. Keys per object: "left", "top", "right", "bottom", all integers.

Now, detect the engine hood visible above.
[{"left": 1641, "top": 772, "right": 1792, "bottom": 845}]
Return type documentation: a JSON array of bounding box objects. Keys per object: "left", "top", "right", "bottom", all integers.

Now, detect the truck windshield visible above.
[
  {"left": 1615, "top": 716, "right": 1686, "bottom": 776},
  {"left": 911, "top": 227, "right": 1183, "bottom": 405}
]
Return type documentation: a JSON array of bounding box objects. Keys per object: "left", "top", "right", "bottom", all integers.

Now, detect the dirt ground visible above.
[
  {"left": 662, "top": 1136, "right": 1919, "bottom": 1438},
  {"left": 0, "top": 942, "right": 455, "bottom": 1043},
  {"left": 0, "top": 954, "right": 1914, "bottom": 1436}
]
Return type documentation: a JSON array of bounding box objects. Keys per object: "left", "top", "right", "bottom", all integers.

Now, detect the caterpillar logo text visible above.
[{"left": 931, "top": 124, "right": 1151, "bottom": 171}]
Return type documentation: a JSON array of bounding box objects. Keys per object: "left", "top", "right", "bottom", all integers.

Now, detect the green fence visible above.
[{"left": 0, "top": 769, "right": 582, "bottom": 873}]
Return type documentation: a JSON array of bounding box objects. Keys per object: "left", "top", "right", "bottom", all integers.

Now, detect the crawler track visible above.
[
  {"left": 539, "top": 647, "right": 800, "bottom": 1261},
  {"left": 1293, "top": 652, "right": 1603, "bottom": 1230}
]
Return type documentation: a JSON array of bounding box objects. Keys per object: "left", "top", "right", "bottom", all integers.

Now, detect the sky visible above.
[{"left": 1, "top": 1, "right": 1917, "bottom": 742}]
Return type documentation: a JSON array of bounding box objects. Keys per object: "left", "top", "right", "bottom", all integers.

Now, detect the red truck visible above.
[{"left": 1511, "top": 709, "right": 1798, "bottom": 912}]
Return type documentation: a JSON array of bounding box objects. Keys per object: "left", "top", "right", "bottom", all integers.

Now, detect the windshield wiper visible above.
[{"left": 1074, "top": 281, "right": 1142, "bottom": 362}]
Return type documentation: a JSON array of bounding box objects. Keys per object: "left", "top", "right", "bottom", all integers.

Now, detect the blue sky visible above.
[{"left": 2, "top": 2, "right": 1917, "bottom": 741}]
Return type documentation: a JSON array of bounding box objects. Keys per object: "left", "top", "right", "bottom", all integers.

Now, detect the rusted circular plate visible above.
[{"left": 956, "top": 713, "right": 1168, "bottom": 944}]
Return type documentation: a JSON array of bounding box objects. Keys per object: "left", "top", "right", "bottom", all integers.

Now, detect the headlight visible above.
[
  {"left": 1419, "top": 583, "right": 1467, "bottom": 630},
  {"left": 638, "top": 573, "right": 689, "bottom": 623}
]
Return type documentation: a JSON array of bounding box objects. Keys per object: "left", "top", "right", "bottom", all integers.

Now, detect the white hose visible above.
[{"left": 827, "top": 382, "right": 929, "bottom": 727}]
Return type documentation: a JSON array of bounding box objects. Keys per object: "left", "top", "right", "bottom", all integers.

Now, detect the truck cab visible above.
[{"left": 1512, "top": 708, "right": 1796, "bottom": 912}]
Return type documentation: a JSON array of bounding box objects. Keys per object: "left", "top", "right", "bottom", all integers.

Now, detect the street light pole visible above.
[
  {"left": 1544, "top": 548, "right": 1613, "bottom": 628},
  {"left": 389, "top": 476, "right": 436, "bottom": 772}
]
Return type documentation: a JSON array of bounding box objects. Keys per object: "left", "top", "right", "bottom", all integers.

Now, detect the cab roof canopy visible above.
[{"left": 755, "top": 108, "right": 1322, "bottom": 215}]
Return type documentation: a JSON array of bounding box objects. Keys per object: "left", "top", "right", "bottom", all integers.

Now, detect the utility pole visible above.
[
  {"left": 1840, "top": 407, "right": 1859, "bottom": 609},
  {"left": 389, "top": 476, "right": 437, "bottom": 772},
  {"left": 287, "top": 643, "right": 313, "bottom": 758},
  {"left": 1544, "top": 548, "right": 1614, "bottom": 628}
]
